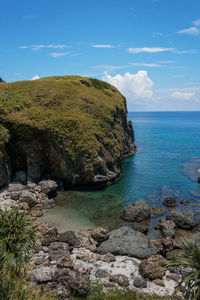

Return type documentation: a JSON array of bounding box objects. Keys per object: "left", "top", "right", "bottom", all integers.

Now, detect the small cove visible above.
[{"left": 40, "top": 111, "right": 200, "bottom": 234}]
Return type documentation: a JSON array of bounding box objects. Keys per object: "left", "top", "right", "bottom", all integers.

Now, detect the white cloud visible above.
[
  {"left": 31, "top": 75, "right": 40, "bottom": 80},
  {"left": 19, "top": 44, "right": 69, "bottom": 51},
  {"left": 177, "top": 27, "right": 200, "bottom": 36},
  {"left": 152, "top": 31, "right": 163, "bottom": 37},
  {"left": 128, "top": 47, "right": 174, "bottom": 54},
  {"left": 171, "top": 91, "right": 195, "bottom": 100},
  {"left": 91, "top": 44, "right": 115, "bottom": 48},
  {"left": 48, "top": 52, "right": 70, "bottom": 58},
  {"left": 102, "top": 71, "right": 154, "bottom": 101},
  {"left": 129, "top": 62, "right": 160, "bottom": 67},
  {"left": 193, "top": 19, "right": 200, "bottom": 26},
  {"left": 93, "top": 65, "right": 127, "bottom": 71}
]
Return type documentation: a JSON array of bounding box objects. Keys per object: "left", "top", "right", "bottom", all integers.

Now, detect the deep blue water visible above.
[{"left": 42, "top": 111, "right": 200, "bottom": 232}]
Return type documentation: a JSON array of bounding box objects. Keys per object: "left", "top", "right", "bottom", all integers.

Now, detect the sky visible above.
[{"left": 1, "top": 0, "right": 200, "bottom": 111}]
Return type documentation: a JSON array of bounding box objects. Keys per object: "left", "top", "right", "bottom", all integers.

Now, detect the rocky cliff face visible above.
[{"left": 0, "top": 76, "right": 136, "bottom": 188}]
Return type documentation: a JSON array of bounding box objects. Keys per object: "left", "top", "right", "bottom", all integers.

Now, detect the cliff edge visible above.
[{"left": 0, "top": 76, "right": 136, "bottom": 188}]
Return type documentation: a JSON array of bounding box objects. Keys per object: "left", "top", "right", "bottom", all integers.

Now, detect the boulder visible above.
[
  {"left": 166, "top": 210, "right": 196, "bottom": 229},
  {"left": 0, "top": 199, "right": 16, "bottom": 210},
  {"left": 38, "top": 180, "right": 58, "bottom": 197},
  {"left": 32, "top": 266, "right": 56, "bottom": 283},
  {"left": 132, "top": 222, "right": 149, "bottom": 234},
  {"left": 57, "top": 255, "right": 74, "bottom": 269},
  {"left": 162, "top": 197, "right": 177, "bottom": 207},
  {"left": 55, "top": 268, "right": 89, "bottom": 297},
  {"left": 133, "top": 276, "right": 147, "bottom": 288},
  {"left": 120, "top": 200, "right": 150, "bottom": 222},
  {"left": 8, "top": 183, "right": 25, "bottom": 192},
  {"left": 95, "top": 269, "right": 110, "bottom": 278},
  {"left": 90, "top": 227, "right": 109, "bottom": 243},
  {"left": 139, "top": 254, "right": 166, "bottom": 280},
  {"left": 36, "top": 222, "right": 58, "bottom": 246},
  {"left": 109, "top": 274, "right": 129, "bottom": 287},
  {"left": 155, "top": 219, "right": 176, "bottom": 238},
  {"left": 49, "top": 242, "right": 70, "bottom": 261},
  {"left": 97, "top": 226, "right": 158, "bottom": 259},
  {"left": 58, "top": 231, "right": 80, "bottom": 247},
  {"left": 19, "top": 190, "right": 38, "bottom": 207}
]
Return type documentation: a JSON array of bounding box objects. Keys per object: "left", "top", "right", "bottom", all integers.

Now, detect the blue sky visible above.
[{"left": 1, "top": 0, "right": 200, "bottom": 111}]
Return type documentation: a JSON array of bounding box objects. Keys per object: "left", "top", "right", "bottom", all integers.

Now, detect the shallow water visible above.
[{"left": 41, "top": 111, "right": 200, "bottom": 233}]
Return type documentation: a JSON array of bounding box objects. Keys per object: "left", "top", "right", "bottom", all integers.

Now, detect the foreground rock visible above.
[
  {"left": 155, "top": 219, "right": 176, "bottom": 238},
  {"left": 121, "top": 200, "right": 150, "bottom": 222},
  {"left": 98, "top": 226, "right": 158, "bottom": 259},
  {"left": 139, "top": 255, "right": 167, "bottom": 280},
  {"left": 166, "top": 210, "right": 196, "bottom": 229}
]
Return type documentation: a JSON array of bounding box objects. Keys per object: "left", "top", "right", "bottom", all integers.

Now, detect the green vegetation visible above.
[
  {"left": 167, "top": 238, "right": 200, "bottom": 300},
  {"left": 0, "top": 76, "right": 127, "bottom": 166},
  {"left": 72, "top": 284, "right": 174, "bottom": 300},
  {"left": 0, "top": 209, "right": 54, "bottom": 300},
  {"left": 0, "top": 124, "right": 10, "bottom": 147}
]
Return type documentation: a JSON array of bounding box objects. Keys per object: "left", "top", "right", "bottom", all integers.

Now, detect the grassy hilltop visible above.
[{"left": 0, "top": 76, "right": 135, "bottom": 187}]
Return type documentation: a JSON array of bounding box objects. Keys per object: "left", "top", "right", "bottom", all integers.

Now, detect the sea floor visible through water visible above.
[{"left": 40, "top": 111, "right": 200, "bottom": 235}]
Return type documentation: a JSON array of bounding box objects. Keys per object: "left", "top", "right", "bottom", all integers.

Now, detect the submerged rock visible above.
[
  {"left": 162, "top": 197, "right": 177, "bottom": 207},
  {"left": 121, "top": 200, "right": 150, "bottom": 222},
  {"left": 97, "top": 226, "right": 158, "bottom": 259}
]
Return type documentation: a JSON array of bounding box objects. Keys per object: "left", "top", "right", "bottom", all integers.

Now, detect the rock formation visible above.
[{"left": 0, "top": 76, "right": 136, "bottom": 188}]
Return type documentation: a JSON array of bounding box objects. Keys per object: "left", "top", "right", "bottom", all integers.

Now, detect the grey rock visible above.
[
  {"left": 95, "top": 269, "right": 110, "bottom": 278},
  {"left": 132, "top": 222, "right": 149, "bottom": 234},
  {"left": 0, "top": 199, "right": 16, "bottom": 210},
  {"left": 19, "top": 190, "right": 38, "bottom": 207},
  {"left": 8, "top": 183, "right": 25, "bottom": 192},
  {"left": 98, "top": 226, "right": 158, "bottom": 259},
  {"left": 49, "top": 242, "right": 70, "bottom": 261},
  {"left": 32, "top": 266, "right": 56, "bottom": 283},
  {"left": 41, "top": 198, "right": 56, "bottom": 208},
  {"left": 10, "top": 191, "right": 22, "bottom": 200},
  {"left": 58, "top": 231, "right": 80, "bottom": 247},
  {"left": 55, "top": 268, "right": 89, "bottom": 297},
  {"left": 109, "top": 274, "right": 129, "bottom": 287},
  {"left": 38, "top": 180, "right": 58, "bottom": 197},
  {"left": 121, "top": 200, "right": 150, "bottom": 222},
  {"left": 134, "top": 276, "right": 147, "bottom": 288},
  {"left": 13, "top": 171, "right": 27, "bottom": 184},
  {"left": 166, "top": 210, "right": 196, "bottom": 229}
]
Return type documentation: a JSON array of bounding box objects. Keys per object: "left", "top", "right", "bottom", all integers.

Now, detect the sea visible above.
[{"left": 40, "top": 111, "right": 200, "bottom": 235}]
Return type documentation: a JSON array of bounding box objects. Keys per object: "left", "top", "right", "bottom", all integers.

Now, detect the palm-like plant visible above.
[
  {"left": 0, "top": 209, "right": 35, "bottom": 275},
  {"left": 167, "top": 237, "right": 200, "bottom": 300}
]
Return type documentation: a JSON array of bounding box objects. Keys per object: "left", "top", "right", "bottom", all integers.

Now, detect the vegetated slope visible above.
[{"left": 0, "top": 76, "right": 136, "bottom": 188}]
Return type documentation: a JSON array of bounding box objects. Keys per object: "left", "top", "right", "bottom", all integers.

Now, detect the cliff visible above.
[{"left": 0, "top": 76, "right": 136, "bottom": 188}]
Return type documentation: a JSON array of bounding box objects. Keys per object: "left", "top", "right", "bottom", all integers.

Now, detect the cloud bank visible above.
[{"left": 102, "top": 71, "right": 154, "bottom": 101}]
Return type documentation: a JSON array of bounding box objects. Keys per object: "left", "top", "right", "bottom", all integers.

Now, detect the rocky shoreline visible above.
[{"left": 1, "top": 172, "right": 200, "bottom": 299}]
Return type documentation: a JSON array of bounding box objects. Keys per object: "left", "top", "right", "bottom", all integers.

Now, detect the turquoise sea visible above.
[{"left": 41, "top": 111, "right": 200, "bottom": 234}]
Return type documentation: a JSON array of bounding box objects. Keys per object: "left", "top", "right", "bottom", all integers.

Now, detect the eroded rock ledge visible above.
[{"left": 0, "top": 76, "right": 136, "bottom": 189}]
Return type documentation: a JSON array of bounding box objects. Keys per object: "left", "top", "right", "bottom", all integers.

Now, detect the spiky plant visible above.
[
  {"left": 0, "top": 208, "right": 35, "bottom": 275},
  {"left": 167, "top": 237, "right": 200, "bottom": 300}
]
